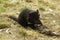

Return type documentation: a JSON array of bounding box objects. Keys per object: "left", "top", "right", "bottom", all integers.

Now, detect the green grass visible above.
[
  {"left": 0, "top": 0, "right": 60, "bottom": 40},
  {"left": 0, "top": 24, "right": 10, "bottom": 29}
]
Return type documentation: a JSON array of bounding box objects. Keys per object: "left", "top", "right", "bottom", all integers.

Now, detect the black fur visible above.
[
  {"left": 9, "top": 16, "right": 17, "bottom": 22},
  {"left": 17, "top": 8, "right": 42, "bottom": 28},
  {"left": 9, "top": 8, "right": 42, "bottom": 29}
]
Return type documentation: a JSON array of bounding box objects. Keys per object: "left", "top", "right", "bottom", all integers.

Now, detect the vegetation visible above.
[{"left": 0, "top": 0, "right": 60, "bottom": 40}]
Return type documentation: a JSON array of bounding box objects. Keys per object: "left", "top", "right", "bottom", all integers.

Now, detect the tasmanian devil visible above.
[
  {"left": 8, "top": 8, "right": 60, "bottom": 36},
  {"left": 9, "top": 8, "right": 43, "bottom": 29}
]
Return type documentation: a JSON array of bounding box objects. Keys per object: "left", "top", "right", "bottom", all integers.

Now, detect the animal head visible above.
[
  {"left": 29, "top": 9, "right": 40, "bottom": 20},
  {"left": 28, "top": 10, "right": 41, "bottom": 24}
]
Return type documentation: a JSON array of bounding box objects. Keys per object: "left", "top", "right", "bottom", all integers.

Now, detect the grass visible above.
[
  {"left": 0, "top": 24, "right": 10, "bottom": 29},
  {"left": 0, "top": 0, "right": 60, "bottom": 40}
]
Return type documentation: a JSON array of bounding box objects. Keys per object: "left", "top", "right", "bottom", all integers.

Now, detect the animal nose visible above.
[{"left": 34, "top": 24, "right": 41, "bottom": 27}]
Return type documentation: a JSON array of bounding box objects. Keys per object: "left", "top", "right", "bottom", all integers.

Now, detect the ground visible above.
[{"left": 0, "top": 0, "right": 60, "bottom": 40}]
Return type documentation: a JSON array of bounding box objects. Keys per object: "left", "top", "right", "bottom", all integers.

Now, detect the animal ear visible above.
[
  {"left": 36, "top": 9, "right": 39, "bottom": 13},
  {"left": 36, "top": 9, "right": 40, "bottom": 16}
]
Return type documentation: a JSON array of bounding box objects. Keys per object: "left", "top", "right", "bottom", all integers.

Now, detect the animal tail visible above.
[{"left": 8, "top": 16, "right": 17, "bottom": 22}]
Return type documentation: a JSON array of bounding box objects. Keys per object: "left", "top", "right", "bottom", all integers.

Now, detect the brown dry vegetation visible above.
[{"left": 0, "top": 0, "right": 60, "bottom": 40}]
